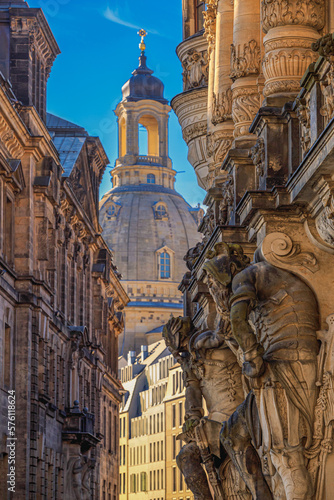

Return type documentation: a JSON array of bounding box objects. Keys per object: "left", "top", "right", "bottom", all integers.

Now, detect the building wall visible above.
[{"left": 0, "top": 5, "right": 128, "bottom": 499}]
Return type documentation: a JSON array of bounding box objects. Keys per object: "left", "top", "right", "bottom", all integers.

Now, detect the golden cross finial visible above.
[{"left": 138, "top": 29, "right": 147, "bottom": 52}]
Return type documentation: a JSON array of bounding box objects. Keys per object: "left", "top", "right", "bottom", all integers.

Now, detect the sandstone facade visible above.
[
  {"left": 170, "top": 1, "right": 334, "bottom": 499},
  {"left": 0, "top": 2, "right": 128, "bottom": 498}
]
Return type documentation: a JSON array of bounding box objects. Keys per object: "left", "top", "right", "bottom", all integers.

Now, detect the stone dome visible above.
[
  {"left": 121, "top": 53, "right": 168, "bottom": 104},
  {"left": 99, "top": 184, "right": 199, "bottom": 281}
]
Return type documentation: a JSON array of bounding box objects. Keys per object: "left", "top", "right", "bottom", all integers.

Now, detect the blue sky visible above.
[{"left": 29, "top": 0, "right": 206, "bottom": 205}]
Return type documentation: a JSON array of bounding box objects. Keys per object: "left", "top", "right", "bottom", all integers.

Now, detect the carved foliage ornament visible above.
[
  {"left": 261, "top": 0, "right": 325, "bottom": 34},
  {"left": 230, "top": 40, "right": 261, "bottom": 81},
  {"left": 182, "top": 49, "right": 208, "bottom": 91},
  {"left": 212, "top": 89, "right": 232, "bottom": 125},
  {"left": 182, "top": 122, "right": 207, "bottom": 143},
  {"left": 203, "top": 0, "right": 218, "bottom": 56},
  {"left": 231, "top": 89, "right": 261, "bottom": 136}
]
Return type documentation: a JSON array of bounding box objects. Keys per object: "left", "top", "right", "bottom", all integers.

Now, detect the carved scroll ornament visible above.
[
  {"left": 260, "top": 231, "right": 319, "bottom": 272},
  {"left": 231, "top": 89, "right": 261, "bottom": 137},
  {"left": 261, "top": 0, "right": 325, "bottom": 34},
  {"left": 203, "top": 0, "right": 218, "bottom": 57}
]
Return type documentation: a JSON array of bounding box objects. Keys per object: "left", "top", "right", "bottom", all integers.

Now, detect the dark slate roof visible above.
[
  {"left": 145, "top": 325, "right": 164, "bottom": 335},
  {"left": 52, "top": 135, "right": 86, "bottom": 177},
  {"left": 46, "top": 113, "right": 88, "bottom": 137},
  {"left": 122, "top": 53, "right": 168, "bottom": 104}
]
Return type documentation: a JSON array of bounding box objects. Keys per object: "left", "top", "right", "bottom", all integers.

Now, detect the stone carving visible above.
[
  {"left": 65, "top": 455, "right": 94, "bottom": 500},
  {"left": 183, "top": 241, "right": 205, "bottom": 271},
  {"left": 262, "top": 49, "right": 315, "bottom": 97},
  {"left": 206, "top": 131, "right": 232, "bottom": 165},
  {"left": 0, "top": 115, "right": 24, "bottom": 158},
  {"left": 260, "top": 231, "right": 319, "bottom": 272},
  {"left": 162, "top": 251, "right": 252, "bottom": 499},
  {"left": 306, "top": 314, "right": 334, "bottom": 499},
  {"left": 203, "top": 0, "right": 218, "bottom": 57},
  {"left": 230, "top": 40, "right": 261, "bottom": 81},
  {"left": 315, "top": 178, "right": 334, "bottom": 247},
  {"left": 201, "top": 206, "right": 216, "bottom": 242},
  {"left": 231, "top": 88, "right": 261, "bottom": 137},
  {"left": 218, "top": 176, "right": 234, "bottom": 225},
  {"left": 212, "top": 89, "right": 232, "bottom": 124},
  {"left": 296, "top": 94, "right": 311, "bottom": 154},
  {"left": 261, "top": 0, "right": 325, "bottom": 34},
  {"left": 250, "top": 138, "right": 265, "bottom": 177},
  {"left": 182, "top": 49, "right": 208, "bottom": 90},
  {"left": 201, "top": 242, "right": 320, "bottom": 500},
  {"left": 312, "top": 34, "right": 334, "bottom": 125},
  {"left": 182, "top": 121, "right": 207, "bottom": 143}
]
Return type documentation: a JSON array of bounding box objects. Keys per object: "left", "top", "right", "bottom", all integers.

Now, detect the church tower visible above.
[{"left": 100, "top": 31, "right": 202, "bottom": 356}]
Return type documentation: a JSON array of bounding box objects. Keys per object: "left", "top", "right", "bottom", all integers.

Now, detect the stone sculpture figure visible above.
[
  {"left": 163, "top": 243, "right": 273, "bottom": 499},
  {"left": 198, "top": 243, "right": 319, "bottom": 500}
]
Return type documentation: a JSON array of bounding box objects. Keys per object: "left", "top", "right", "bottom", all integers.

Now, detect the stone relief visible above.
[
  {"left": 261, "top": 0, "right": 325, "bottom": 34},
  {"left": 250, "top": 138, "right": 265, "bottom": 178},
  {"left": 182, "top": 121, "right": 207, "bottom": 143},
  {"left": 212, "top": 89, "right": 232, "bottom": 125},
  {"left": 296, "top": 93, "right": 311, "bottom": 154},
  {"left": 218, "top": 176, "right": 234, "bottom": 226},
  {"left": 182, "top": 49, "right": 209, "bottom": 90},
  {"left": 230, "top": 40, "right": 261, "bottom": 82},
  {"left": 312, "top": 34, "right": 334, "bottom": 126},
  {"left": 206, "top": 131, "right": 232, "bottom": 165}
]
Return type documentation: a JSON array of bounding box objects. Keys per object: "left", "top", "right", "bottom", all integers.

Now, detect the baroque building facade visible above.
[
  {"left": 0, "top": 1, "right": 128, "bottom": 498},
  {"left": 165, "top": 1, "right": 334, "bottom": 499},
  {"left": 99, "top": 35, "right": 202, "bottom": 357},
  {"left": 119, "top": 340, "right": 194, "bottom": 500}
]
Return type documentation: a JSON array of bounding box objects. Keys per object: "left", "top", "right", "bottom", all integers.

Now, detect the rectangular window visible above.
[
  {"left": 123, "top": 444, "right": 126, "bottom": 465},
  {"left": 157, "top": 442, "right": 160, "bottom": 461},
  {"left": 4, "top": 196, "right": 13, "bottom": 265},
  {"left": 153, "top": 442, "right": 156, "bottom": 462},
  {"left": 114, "top": 415, "right": 117, "bottom": 453},
  {"left": 173, "top": 435, "right": 176, "bottom": 459},
  {"left": 161, "top": 412, "right": 163, "bottom": 431},
  {"left": 4, "top": 324, "right": 11, "bottom": 388},
  {"left": 173, "top": 467, "right": 177, "bottom": 492},
  {"left": 150, "top": 471, "right": 152, "bottom": 490},
  {"left": 153, "top": 470, "right": 156, "bottom": 490},
  {"left": 172, "top": 404, "right": 176, "bottom": 428},
  {"left": 179, "top": 468, "right": 183, "bottom": 490},
  {"left": 123, "top": 473, "right": 126, "bottom": 494},
  {"left": 179, "top": 402, "right": 183, "bottom": 427},
  {"left": 103, "top": 408, "right": 106, "bottom": 447},
  {"left": 195, "top": 0, "right": 205, "bottom": 32},
  {"left": 150, "top": 443, "right": 152, "bottom": 462},
  {"left": 120, "top": 445, "right": 122, "bottom": 465},
  {"left": 157, "top": 469, "right": 160, "bottom": 490},
  {"left": 109, "top": 411, "right": 112, "bottom": 451},
  {"left": 161, "top": 469, "right": 164, "bottom": 489},
  {"left": 141, "top": 472, "right": 147, "bottom": 492},
  {"left": 161, "top": 440, "right": 163, "bottom": 460}
]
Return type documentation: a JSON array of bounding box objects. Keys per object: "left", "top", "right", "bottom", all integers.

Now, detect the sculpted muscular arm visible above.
[
  {"left": 230, "top": 268, "right": 265, "bottom": 378},
  {"left": 182, "top": 361, "right": 204, "bottom": 433}
]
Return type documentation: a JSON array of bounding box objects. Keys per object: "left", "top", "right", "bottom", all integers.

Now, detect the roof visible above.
[
  {"left": 121, "top": 52, "right": 168, "bottom": 104},
  {"left": 46, "top": 113, "right": 88, "bottom": 136},
  {"left": 127, "top": 301, "right": 183, "bottom": 309},
  {"left": 104, "top": 183, "right": 185, "bottom": 199},
  {"left": 52, "top": 136, "right": 86, "bottom": 177},
  {"left": 145, "top": 325, "right": 164, "bottom": 335}
]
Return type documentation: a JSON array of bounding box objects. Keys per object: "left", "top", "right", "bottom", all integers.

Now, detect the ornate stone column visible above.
[
  {"left": 206, "top": 0, "right": 234, "bottom": 188},
  {"left": 230, "top": 0, "right": 262, "bottom": 143},
  {"left": 261, "top": 0, "right": 326, "bottom": 104}
]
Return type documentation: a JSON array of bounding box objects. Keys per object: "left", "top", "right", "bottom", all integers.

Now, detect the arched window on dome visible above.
[
  {"left": 156, "top": 204, "right": 166, "bottom": 218},
  {"left": 159, "top": 252, "right": 171, "bottom": 279},
  {"left": 147, "top": 174, "right": 156, "bottom": 184},
  {"left": 107, "top": 205, "right": 116, "bottom": 218}
]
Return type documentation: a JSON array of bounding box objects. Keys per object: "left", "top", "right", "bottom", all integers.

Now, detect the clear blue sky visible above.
[{"left": 29, "top": 0, "right": 206, "bottom": 205}]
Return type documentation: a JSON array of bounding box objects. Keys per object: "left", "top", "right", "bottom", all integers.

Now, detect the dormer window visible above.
[
  {"left": 153, "top": 201, "right": 168, "bottom": 220},
  {"left": 105, "top": 201, "right": 122, "bottom": 220},
  {"left": 147, "top": 174, "right": 156, "bottom": 184}
]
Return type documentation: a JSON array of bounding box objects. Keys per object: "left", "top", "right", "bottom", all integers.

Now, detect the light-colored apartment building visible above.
[{"left": 118, "top": 341, "right": 194, "bottom": 500}]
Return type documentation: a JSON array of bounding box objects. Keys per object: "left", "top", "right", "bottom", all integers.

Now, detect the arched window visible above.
[
  {"left": 147, "top": 174, "right": 155, "bottom": 184},
  {"left": 107, "top": 205, "right": 116, "bottom": 218},
  {"left": 156, "top": 204, "right": 166, "bottom": 218},
  {"left": 160, "top": 252, "right": 170, "bottom": 279}
]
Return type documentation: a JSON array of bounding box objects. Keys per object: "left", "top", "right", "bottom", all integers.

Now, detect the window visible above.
[
  {"left": 4, "top": 324, "right": 11, "bottom": 388},
  {"left": 172, "top": 404, "right": 176, "bottom": 428},
  {"left": 160, "top": 252, "right": 171, "bottom": 279},
  {"left": 173, "top": 467, "right": 177, "bottom": 492},
  {"left": 161, "top": 469, "right": 164, "bottom": 489},
  {"left": 156, "top": 204, "right": 167, "bottom": 218},
  {"left": 173, "top": 435, "right": 176, "bottom": 459},
  {"left": 107, "top": 205, "right": 116, "bottom": 218},
  {"left": 195, "top": 0, "right": 205, "bottom": 32},
  {"left": 179, "top": 468, "right": 183, "bottom": 490},
  {"left": 141, "top": 472, "right": 147, "bottom": 492},
  {"left": 179, "top": 402, "right": 183, "bottom": 427},
  {"left": 109, "top": 411, "right": 112, "bottom": 451},
  {"left": 147, "top": 173, "right": 156, "bottom": 184}
]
